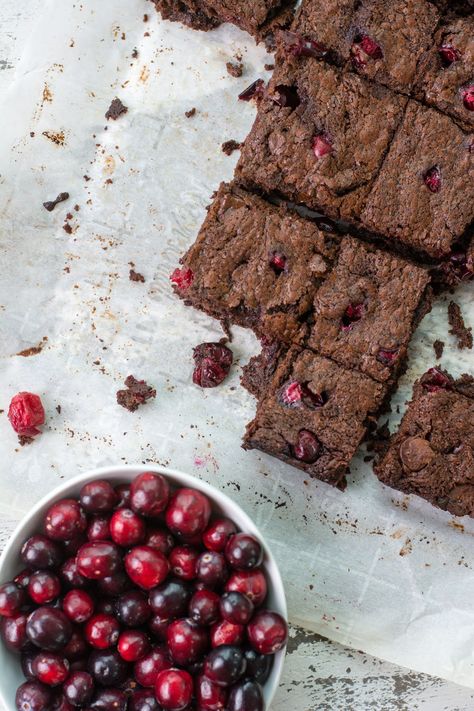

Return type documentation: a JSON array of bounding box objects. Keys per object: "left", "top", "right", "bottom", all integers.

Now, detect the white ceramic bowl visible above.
[{"left": 0, "top": 464, "right": 287, "bottom": 711}]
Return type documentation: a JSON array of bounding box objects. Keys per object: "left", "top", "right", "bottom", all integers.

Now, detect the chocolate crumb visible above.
[
  {"left": 105, "top": 98, "right": 128, "bottom": 121},
  {"left": 185, "top": 108, "right": 196, "bottom": 118},
  {"left": 84, "top": 175, "right": 91, "bottom": 181},
  {"left": 448, "top": 301, "right": 473, "bottom": 350},
  {"left": 129, "top": 269, "right": 145, "bottom": 283},
  {"left": 222, "top": 140, "right": 241, "bottom": 156},
  {"left": 143, "top": 13, "right": 149, "bottom": 21},
  {"left": 117, "top": 375, "right": 156, "bottom": 412},
  {"left": 56, "top": 405, "right": 61, "bottom": 414},
  {"left": 264, "top": 63, "right": 275, "bottom": 71},
  {"left": 43, "top": 192, "right": 69, "bottom": 212},
  {"left": 18, "top": 435, "right": 34, "bottom": 447},
  {"left": 132, "top": 48, "right": 138, "bottom": 58},
  {"left": 74, "top": 204, "right": 80, "bottom": 212},
  {"left": 226, "top": 61, "right": 243, "bottom": 78},
  {"left": 63, "top": 223, "right": 73, "bottom": 234},
  {"left": 433, "top": 339, "right": 444, "bottom": 359},
  {"left": 17, "top": 338, "right": 47, "bottom": 357},
  {"left": 30, "top": 131, "right": 35, "bottom": 137}
]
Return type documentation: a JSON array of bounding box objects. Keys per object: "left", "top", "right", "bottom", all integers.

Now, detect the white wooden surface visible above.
[{"left": 0, "top": 3, "right": 473, "bottom": 710}]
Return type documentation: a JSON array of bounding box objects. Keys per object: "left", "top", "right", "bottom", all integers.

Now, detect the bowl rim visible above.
[{"left": 0, "top": 463, "right": 287, "bottom": 710}]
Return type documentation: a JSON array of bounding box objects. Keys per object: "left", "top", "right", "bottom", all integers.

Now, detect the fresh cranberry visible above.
[
  {"left": 110, "top": 508, "right": 146, "bottom": 547},
  {"left": 63, "top": 630, "right": 88, "bottom": 661},
  {"left": 15, "top": 569, "right": 32, "bottom": 589},
  {"left": 192, "top": 343, "right": 233, "bottom": 387},
  {"left": 423, "top": 165, "right": 441, "bottom": 193},
  {"left": 247, "top": 610, "right": 288, "bottom": 654},
  {"left": 8, "top": 392, "right": 45, "bottom": 437},
  {"left": 225, "top": 570, "right": 267, "bottom": 607},
  {"left": 268, "top": 251, "right": 287, "bottom": 274},
  {"left": 227, "top": 679, "right": 264, "bottom": 711},
  {"left": 292, "top": 429, "right": 321, "bottom": 463},
  {"left": 238, "top": 79, "right": 264, "bottom": 102},
  {"left": 170, "top": 266, "right": 194, "bottom": 291},
  {"left": 63, "top": 671, "right": 94, "bottom": 706},
  {"left": 0, "top": 613, "right": 28, "bottom": 652},
  {"left": 148, "top": 615, "right": 170, "bottom": 641},
  {"left": 203, "top": 519, "right": 237, "bottom": 552},
  {"left": 125, "top": 546, "right": 169, "bottom": 590},
  {"left": 351, "top": 33, "right": 383, "bottom": 68},
  {"left": 220, "top": 592, "right": 254, "bottom": 624},
  {"left": 80, "top": 480, "right": 118, "bottom": 513},
  {"left": 129, "top": 689, "right": 161, "bottom": 711},
  {"left": 225, "top": 534, "right": 262, "bottom": 571},
  {"left": 196, "top": 552, "right": 228, "bottom": 587},
  {"left": 134, "top": 645, "right": 171, "bottom": 687},
  {"left": 44, "top": 499, "right": 87, "bottom": 542},
  {"left": 439, "top": 44, "right": 460, "bottom": 67},
  {"left": 0, "top": 581, "right": 25, "bottom": 617},
  {"left": 149, "top": 579, "right": 191, "bottom": 619},
  {"left": 279, "top": 30, "right": 328, "bottom": 59},
  {"left": 271, "top": 85, "right": 300, "bottom": 109},
  {"left": 88, "top": 688, "right": 128, "bottom": 711},
  {"left": 118, "top": 629, "right": 150, "bottom": 662},
  {"left": 204, "top": 645, "right": 246, "bottom": 687},
  {"left": 88, "top": 649, "right": 129, "bottom": 687},
  {"left": 166, "top": 488, "right": 212, "bottom": 538},
  {"left": 422, "top": 367, "right": 452, "bottom": 392},
  {"left": 169, "top": 545, "right": 199, "bottom": 580},
  {"left": 376, "top": 347, "right": 399, "bottom": 365},
  {"left": 117, "top": 589, "right": 152, "bottom": 627},
  {"left": 76, "top": 541, "right": 122, "bottom": 580},
  {"left": 85, "top": 614, "right": 120, "bottom": 650},
  {"left": 211, "top": 620, "right": 244, "bottom": 647},
  {"left": 130, "top": 472, "right": 170, "bottom": 517},
  {"left": 312, "top": 133, "right": 333, "bottom": 159},
  {"left": 32, "top": 652, "right": 69, "bottom": 686},
  {"left": 21, "top": 535, "right": 63, "bottom": 570},
  {"left": 26, "top": 607, "right": 72, "bottom": 651},
  {"left": 244, "top": 648, "right": 272, "bottom": 684},
  {"left": 462, "top": 85, "right": 474, "bottom": 111},
  {"left": 60, "top": 558, "right": 88, "bottom": 590},
  {"left": 196, "top": 674, "right": 228, "bottom": 710},
  {"left": 341, "top": 302, "right": 365, "bottom": 330},
  {"left": 28, "top": 571, "right": 61, "bottom": 605},
  {"left": 87, "top": 516, "right": 111, "bottom": 541},
  {"left": 155, "top": 668, "right": 193, "bottom": 711},
  {"left": 115, "top": 484, "right": 132, "bottom": 509},
  {"left": 15, "top": 681, "right": 52, "bottom": 711},
  {"left": 144, "top": 528, "right": 175, "bottom": 554},
  {"left": 167, "top": 618, "right": 209, "bottom": 665},
  {"left": 189, "top": 590, "right": 220, "bottom": 626},
  {"left": 98, "top": 570, "right": 131, "bottom": 597}
]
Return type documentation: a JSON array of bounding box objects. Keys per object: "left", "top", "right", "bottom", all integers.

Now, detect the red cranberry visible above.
[
  {"left": 192, "top": 343, "right": 233, "bottom": 388},
  {"left": 271, "top": 85, "right": 300, "bottom": 109},
  {"left": 196, "top": 674, "right": 228, "bottom": 711},
  {"left": 117, "top": 589, "right": 151, "bottom": 627},
  {"left": 247, "top": 610, "right": 288, "bottom": 654},
  {"left": 76, "top": 541, "right": 122, "bottom": 580},
  {"left": 87, "top": 649, "right": 129, "bottom": 687},
  {"left": 189, "top": 590, "right": 220, "bottom": 626},
  {"left": 462, "top": 85, "right": 474, "bottom": 111},
  {"left": 89, "top": 688, "right": 128, "bottom": 711},
  {"left": 422, "top": 367, "right": 452, "bottom": 392},
  {"left": 28, "top": 572, "right": 61, "bottom": 605},
  {"left": 130, "top": 472, "right": 170, "bottom": 517},
  {"left": 292, "top": 429, "right": 321, "bottom": 463},
  {"left": 220, "top": 592, "right": 254, "bottom": 625},
  {"left": 169, "top": 545, "right": 199, "bottom": 580},
  {"left": 87, "top": 516, "right": 111, "bottom": 542},
  {"left": 44, "top": 499, "right": 87, "bottom": 542},
  {"left": 439, "top": 44, "right": 460, "bottom": 67},
  {"left": 129, "top": 689, "right": 161, "bottom": 711},
  {"left": 211, "top": 620, "right": 244, "bottom": 647},
  {"left": 15, "top": 681, "right": 52, "bottom": 711},
  {"left": 115, "top": 484, "right": 132, "bottom": 509},
  {"left": 155, "top": 668, "right": 193, "bottom": 711},
  {"left": 32, "top": 652, "right": 69, "bottom": 686},
  {"left": 63, "top": 630, "right": 88, "bottom": 661},
  {"left": 144, "top": 528, "right": 175, "bottom": 555},
  {"left": 376, "top": 347, "right": 399, "bottom": 365},
  {"left": 244, "top": 649, "right": 272, "bottom": 684},
  {"left": 149, "top": 579, "right": 191, "bottom": 619},
  {"left": 225, "top": 570, "right": 267, "bottom": 607},
  {"left": 341, "top": 302, "right": 365, "bottom": 330},
  {"left": 351, "top": 34, "right": 383, "bottom": 68},
  {"left": 238, "top": 79, "right": 264, "bottom": 102},
  {"left": 1, "top": 613, "right": 28, "bottom": 652},
  {"left": 148, "top": 615, "right": 170, "bottom": 641},
  {"left": 204, "top": 645, "right": 246, "bottom": 687},
  {"left": 279, "top": 30, "right": 328, "bottom": 59},
  {"left": 85, "top": 614, "right": 120, "bottom": 650},
  {"left": 278, "top": 381, "right": 303, "bottom": 407},
  {"left": 167, "top": 618, "right": 209, "bottom": 665},
  {"left": 203, "top": 519, "right": 237, "bottom": 552},
  {"left": 15, "top": 569, "right": 32, "bottom": 589},
  {"left": 312, "top": 133, "right": 333, "bottom": 159},
  {"left": 268, "top": 250, "right": 287, "bottom": 273},
  {"left": 125, "top": 546, "right": 169, "bottom": 590},
  {"left": 26, "top": 607, "right": 72, "bottom": 651},
  {"left": 423, "top": 165, "right": 441, "bottom": 193},
  {"left": 98, "top": 570, "right": 131, "bottom": 597},
  {"left": 63, "top": 671, "right": 94, "bottom": 706},
  {"left": 134, "top": 645, "right": 170, "bottom": 687},
  {"left": 110, "top": 508, "right": 146, "bottom": 547},
  {"left": 0, "top": 581, "right": 25, "bottom": 617},
  {"left": 227, "top": 679, "right": 264, "bottom": 711},
  {"left": 80, "top": 480, "right": 118, "bottom": 513},
  {"left": 60, "top": 558, "right": 88, "bottom": 590},
  {"left": 196, "top": 552, "right": 228, "bottom": 587},
  {"left": 225, "top": 534, "right": 263, "bottom": 571},
  {"left": 170, "top": 266, "right": 194, "bottom": 291},
  {"left": 118, "top": 629, "right": 150, "bottom": 662},
  {"left": 21, "top": 535, "right": 63, "bottom": 570},
  {"left": 8, "top": 392, "right": 45, "bottom": 436},
  {"left": 166, "top": 488, "right": 211, "bottom": 538}
]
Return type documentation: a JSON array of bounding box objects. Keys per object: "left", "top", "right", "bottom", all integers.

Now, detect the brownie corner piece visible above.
[
  {"left": 374, "top": 367, "right": 474, "bottom": 517},
  {"left": 243, "top": 346, "right": 387, "bottom": 488}
]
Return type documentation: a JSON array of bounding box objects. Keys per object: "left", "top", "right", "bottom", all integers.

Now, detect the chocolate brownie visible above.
[
  {"left": 375, "top": 368, "right": 474, "bottom": 517},
  {"left": 289, "top": 0, "right": 356, "bottom": 65},
  {"left": 243, "top": 347, "right": 387, "bottom": 488},
  {"left": 415, "top": 13, "right": 474, "bottom": 131},
  {"left": 305, "top": 238, "right": 432, "bottom": 383},
  {"left": 235, "top": 55, "right": 407, "bottom": 223},
  {"left": 171, "top": 182, "right": 340, "bottom": 344},
  {"left": 361, "top": 101, "right": 474, "bottom": 259}
]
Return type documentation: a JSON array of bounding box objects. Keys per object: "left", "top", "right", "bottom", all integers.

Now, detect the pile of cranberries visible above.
[{"left": 0, "top": 473, "right": 287, "bottom": 711}]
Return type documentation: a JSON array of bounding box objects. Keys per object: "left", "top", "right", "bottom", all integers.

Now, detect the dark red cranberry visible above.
[
  {"left": 462, "top": 85, "right": 474, "bottom": 111},
  {"left": 110, "top": 508, "right": 146, "bottom": 547},
  {"left": 0, "top": 581, "right": 25, "bottom": 617},
  {"left": 204, "top": 645, "right": 246, "bottom": 687},
  {"left": 144, "top": 528, "right": 174, "bottom": 555},
  {"left": 166, "top": 488, "right": 212, "bottom": 538},
  {"left": 423, "top": 165, "right": 441, "bottom": 193},
  {"left": 155, "top": 668, "right": 193, "bottom": 711},
  {"left": 80, "top": 480, "right": 118, "bottom": 513},
  {"left": 341, "top": 302, "right": 365, "bottom": 330},
  {"left": 15, "top": 569, "right": 32, "bottom": 589},
  {"left": 225, "top": 534, "right": 263, "bottom": 571},
  {"left": 149, "top": 579, "right": 191, "bottom": 619},
  {"left": 244, "top": 648, "right": 272, "bottom": 684},
  {"left": 196, "top": 674, "right": 228, "bottom": 710},
  {"left": 192, "top": 343, "right": 233, "bottom": 388},
  {"left": 129, "top": 689, "right": 161, "bottom": 711},
  {"left": 196, "top": 552, "right": 228, "bottom": 587},
  {"left": 130, "top": 472, "right": 170, "bottom": 517},
  {"left": 292, "top": 429, "right": 321, "bottom": 463},
  {"left": 28, "top": 571, "right": 61, "bottom": 605},
  {"left": 278, "top": 380, "right": 303, "bottom": 407},
  {"left": 89, "top": 688, "right": 128, "bottom": 711},
  {"left": 125, "top": 546, "right": 169, "bottom": 590},
  {"left": 98, "top": 570, "right": 131, "bottom": 597},
  {"left": 268, "top": 250, "right": 287, "bottom": 274},
  {"left": 189, "top": 590, "right": 220, "bottom": 626},
  {"left": 422, "top": 367, "right": 452, "bottom": 392},
  {"left": 133, "top": 645, "right": 171, "bottom": 687},
  {"left": 115, "top": 484, "right": 132, "bottom": 509},
  {"left": 63, "top": 671, "right": 94, "bottom": 706},
  {"left": 211, "top": 620, "right": 244, "bottom": 647},
  {"left": 238, "top": 79, "right": 264, "bottom": 102},
  {"left": 279, "top": 30, "right": 328, "bottom": 59},
  {"left": 225, "top": 570, "right": 267, "bottom": 607},
  {"left": 439, "top": 44, "right": 460, "bottom": 67},
  {"left": 63, "top": 630, "right": 88, "bottom": 661},
  {"left": 203, "top": 519, "right": 237, "bottom": 552},
  {"left": 60, "top": 558, "right": 88, "bottom": 590},
  {"left": 169, "top": 545, "right": 199, "bottom": 580},
  {"left": 26, "top": 607, "right": 72, "bottom": 651},
  {"left": 22, "top": 652, "right": 37, "bottom": 680},
  {"left": 170, "top": 266, "right": 194, "bottom": 290},
  {"left": 32, "top": 652, "right": 69, "bottom": 686},
  {"left": 247, "top": 610, "right": 288, "bottom": 654},
  {"left": 85, "top": 614, "right": 120, "bottom": 650},
  {"left": 351, "top": 33, "right": 383, "bottom": 68},
  {"left": 167, "top": 618, "right": 209, "bottom": 665},
  {"left": 271, "top": 85, "right": 300, "bottom": 109},
  {"left": 118, "top": 629, "right": 150, "bottom": 662},
  {"left": 148, "top": 615, "right": 170, "bottom": 641},
  {"left": 15, "top": 680, "right": 52, "bottom": 711},
  {"left": 312, "top": 133, "right": 333, "bottom": 159},
  {"left": 1, "top": 613, "right": 28, "bottom": 652},
  {"left": 117, "top": 589, "right": 152, "bottom": 627},
  {"left": 76, "top": 541, "right": 122, "bottom": 580},
  {"left": 227, "top": 679, "right": 264, "bottom": 711},
  {"left": 87, "top": 649, "right": 129, "bottom": 687},
  {"left": 44, "top": 499, "right": 87, "bottom": 542},
  {"left": 87, "top": 516, "right": 111, "bottom": 542},
  {"left": 8, "top": 392, "right": 45, "bottom": 436},
  {"left": 220, "top": 591, "right": 254, "bottom": 624},
  {"left": 376, "top": 347, "right": 399, "bottom": 365},
  {"left": 21, "top": 535, "right": 63, "bottom": 570}
]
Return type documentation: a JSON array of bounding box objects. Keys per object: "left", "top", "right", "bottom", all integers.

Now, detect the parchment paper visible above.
[{"left": 0, "top": 0, "right": 474, "bottom": 690}]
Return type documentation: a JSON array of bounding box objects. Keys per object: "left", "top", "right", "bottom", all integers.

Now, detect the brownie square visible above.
[
  {"left": 375, "top": 368, "right": 474, "bottom": 517},
  {"left": 289, "top": 0, "right": 356, "bottom": 65},
  {"left": 305, "top": 238, "right": 432, "bottom": 383},
  {"left": 361, "top": 101, "right": 474, "bottom": 259},
  {"left": 235, "top": 56, "right": 407, "bottom": 222},
  {"left": 243, "top": 347, "right": 387, "bottom": 488},
  {"left": 171, "top": 182, "right": 340, "bottom": 343},
  {"left": 415, "top": 13, "right": 474, "bottom": 131}
]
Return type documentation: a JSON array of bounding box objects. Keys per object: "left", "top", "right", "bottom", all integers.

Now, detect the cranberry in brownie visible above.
[{"left": 287, "top": 0, "right": 356, "bottom": 65}]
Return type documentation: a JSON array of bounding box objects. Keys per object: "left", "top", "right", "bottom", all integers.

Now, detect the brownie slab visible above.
[
  {"left": 235, "top": 56, "right": 407, "bottom": 222},
  {"left": 361, "top": 101, "right": 474, "bottom": 259},
  {"left": 171, "top": 183, "right": 340, "bottom": 344},
  {"left": 305, "top": 237, "right": 432, "bottom": 383},
  {"left": 243, "top": 347, "right": 387, "bottom": 488},
  {"left": 375, "top": 368, "right": 474, "bottom": 517}
]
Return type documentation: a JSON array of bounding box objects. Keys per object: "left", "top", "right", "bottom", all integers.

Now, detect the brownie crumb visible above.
[
  {"left": 105, "top": 98, "right": 128, "bottom": 121},
  {"left": 129, "top": 269, "right": 145, "bottom": 283},
  {"left": 43, "top": 192, "right": 69, "bottom": 212},
  {"left": 18, "top": 435, "right": 34, "bottom": 447},
  {"left": 132, "top": 48, "right": 138, "bottom": 58},
  {"left": 185, "top": 108, "right": 196, "bottom": 118},
  {"left": 448, "top": 301, "right": 473, "bottom": 350},
  {"left": 117, "top": 375, "right": 156, "bottom": 412},
  {"left": 63, "top": 223, "right": 73, "bottom": 234},
  {"left": 56, "top": 405, "right": 62, "bottom": 414},
  {"left": 17, "top": 338, "right": 47, "bottom": 357},
  {"left": 264, "top": 63, "right": 275, "bottom": 71},
  {"left": 433, "top": 339, "right": 445, "bottom": 359},
  {"left": 222, "top": 139, "right": 241, "bottom": 156},
  {"left": 143, "top": 13, "right": 149, "bottom": 21},
  {"left": 84, "top": 175, "right": 91, "bottom": 181},
  {"left": 226, "top": 61, "right": 243, "bottom": 78}
]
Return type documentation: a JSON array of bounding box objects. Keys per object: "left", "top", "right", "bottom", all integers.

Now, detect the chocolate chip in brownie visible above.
[
  {"left": 117, "top": 376, "right": 156, "bottom": 412},
  {"left": 448, "top": 300, "right": 473, "bottom": 349},
  {"left": 221, "top": 140, "right": 241, "bottom": 155},
  {"left": 105, "top": 98, "right": 128, "bottom": 120}
]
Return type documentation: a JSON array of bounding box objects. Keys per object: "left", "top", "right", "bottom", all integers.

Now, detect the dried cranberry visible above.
[
  {"left": 279, "top": 30, "right": 328, "bottom": 59},
  {"left": 268, "top": 250, "right": 287, "bottom": 273},
  {"left": 312, "top": 133, "right": 333, "bottom": 159},
  {"left": 376, "top": 347, "right": 399, "bottom": 366},
  {"left": 238, "top": 79, "right": 264, "bottom": 102},
  {"left": 192, "top": 342, "right": 233, "bottom": 388},
  {"left": 341, "top": 302, "right": 365, "bottom": 330},
  {"left": 438, "top": 44, "right": 460, "bottom": 67},
  {"left": 462, "top": 85, "right": 474, "bottom": 111},
  {"left": 170, "top": 266, "right": 194, "bottom": 290},
  {"left": 271, "top": 85, "right": 300, "bottom": 109},
  {"left": 423, "top": 165, "right": 441, "bottom": 193},
  {"left": 422, "top": 367, "right": 452, "bottom": 392},
  {"left": 292, "top": 429, "right": 321, "bottom": 463},
  {"left": 8, "top": 391, "right": 45, "bottom": 436},
  {"left": 351, "top": 34, "right": 383, "bottom": 68}
]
